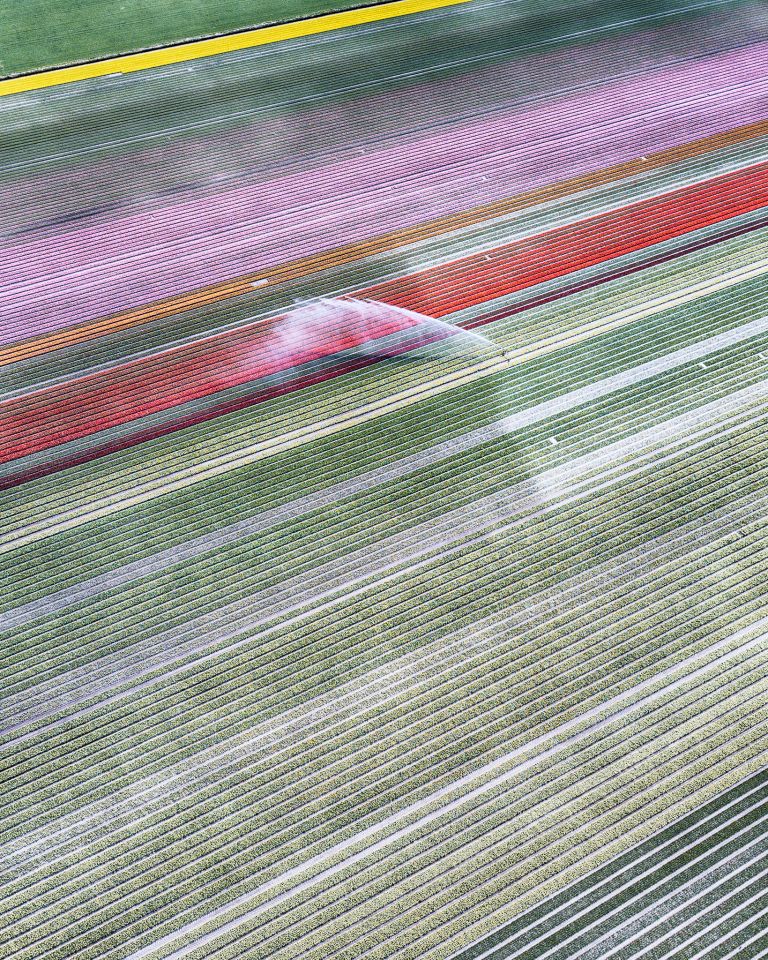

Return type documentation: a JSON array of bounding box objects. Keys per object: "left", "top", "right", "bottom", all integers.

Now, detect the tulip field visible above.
[{"left": 1, "top": 0, "right": 767, "bottom": 957}]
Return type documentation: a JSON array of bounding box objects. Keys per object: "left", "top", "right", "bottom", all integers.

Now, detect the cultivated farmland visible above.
[{"left": 1, "top": 0, "right": 767, "bottom": 957}]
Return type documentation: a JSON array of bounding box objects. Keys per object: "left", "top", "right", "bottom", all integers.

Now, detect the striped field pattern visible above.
[{"left": 1, "top": 0, "right": 767, "bottom": 957}]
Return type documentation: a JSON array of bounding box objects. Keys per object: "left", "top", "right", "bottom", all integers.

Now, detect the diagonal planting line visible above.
[
  {"left": 499, "top": 255, "right": 768, "bottom": 365},
  {"left": 622, "top": 874, "right": 768, "bottom": 960},
  {"left": 543, "top": 827, "right": 768, "bottom": 960},
  {"left": 5, "top": 488, "right": 762, "bottom": 878},
  {"left": 53, "top": 666, "right": 768, "bottom": 960},
  {"left": 458, "top": 778, "right": 768, "bottom": 960},
  {"left": 0, "top": 625, "right": 502, "bottom": 877},
  {"left": 369, "top": 799, "right": 768, "bottom": 960},
  {"left": 128, "top": 622, "right": 768, "bottom": 960},
  {"left": 688, "top": 903, "right": 768, "bottom": 960},
  {"left": 5, "top": 308, "right": 768, "bottom": 631},
  {"left": 3, "top": 374, "right": 766, "bottom": 738}
]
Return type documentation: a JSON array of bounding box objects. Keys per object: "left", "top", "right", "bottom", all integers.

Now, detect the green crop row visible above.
[
  {"left": 4, "top": 628, "right": 760, "bottom": 956},
  {"left": 0, "top": 496, "right": 764, "bottom": 952},
  {"left": 5, "top": 525, "right": 765, "bottom": 943},
  {"left": 6, "top": 406, "right": 768, "bottom": 780},
  {"left": 167, "top": 655, "right": 768, "bottom": 960},
  {"left": 4, "top": 487, "right": 763, "bottom": 913},
  {"left": 4, "top": 411, "right": 767, "bottom": 825},
  {"left": 4, "top": 498, "right": 764, "bottom": 905},
  {"left": 455, "top": 769, "right": 768, "bottom": 959}
]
